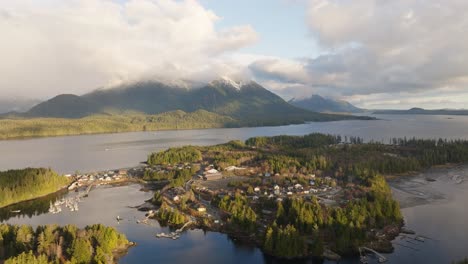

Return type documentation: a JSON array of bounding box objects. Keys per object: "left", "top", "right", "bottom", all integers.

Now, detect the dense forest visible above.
[
  {"left": 262, "top": 175, "right": 402, "bottom": 257},
  {"left": 143, "top": 167, "right": 198, "bottom": 188},
  {"left": 0, "top": 224, "right": 130, "bottom": 264},
  {"left": 147, "top": 146, "right": 202, "bottom": 166},
  {"left": 155, "top": 202, "right": 188, "bottom": 226},
  {"left": 243, "top": 134, "right": 468, "bottom": 184},
  {"left": 217, "top": 193, "right": 257, "bottom": 233},
  {"left": 0, "top": 168, "right": 70, "bottom": 208}
]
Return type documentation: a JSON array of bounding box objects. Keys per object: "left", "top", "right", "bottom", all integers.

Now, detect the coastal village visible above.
[{"left": 2, "top": 133, "right": 454, "bottom": 264}]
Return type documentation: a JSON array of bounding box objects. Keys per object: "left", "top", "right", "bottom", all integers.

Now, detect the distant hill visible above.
[
  {"left": 27, "top": 94, "right": 99, "bottom": 118},
  {"left": 373, "top": 108, "right": 468, "bottom": 116},
  {"left": 290, "top": 95, "right": 364, "bottom": 113},
  {"left": 9, "top": 78, "right": 372, "bottom": 125}
]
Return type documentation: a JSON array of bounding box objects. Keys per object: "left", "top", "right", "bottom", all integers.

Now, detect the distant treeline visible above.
[
  {"left": 0, "top": 108, "right": 372, "bottom": 140},
  {"left": 0, "top": 168, "right": 69, "bottom": 208},
  {"left": 0, "top": 223, "right": 130, "bottom": 264},
  {"left": 0, "top": 110, "right": 234, "bottom": 140},
  {"left": 245, "top": 134, "right": 468, "bottom": 183}
]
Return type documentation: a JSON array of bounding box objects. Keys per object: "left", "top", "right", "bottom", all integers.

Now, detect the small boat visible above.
[
  {"left": 10, "top": 210, "right": 21, "bottom": 213},
  {"left": 378, "top": 256, "right": 387, "bottom": 263},
  {"left": 360, "top": 256, "right": 368, "bottom": 264},
  {"left": 415, "top": 236, "right": 425, "bottom": 242},
  {"left": 116, "top": 216, "right": 122, "bottom": 221},
  {"left": 401, "top": 228, "right": 415, "bottom": 234}
]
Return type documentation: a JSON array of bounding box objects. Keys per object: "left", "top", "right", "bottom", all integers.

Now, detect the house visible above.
[
  {"left": 310, "top": 188, "right": 318, "bottom": 193},
  {"left": 274, "top": 185, "right": 280, "bottom": 190},
  {"left": 276, "top": 197, "right": 283, "bottom": 202},
  {"left": 309, "top": 174, "right": 316, "bottom": 179},
  {"left": 287, "top": 191, "right": 293, "bottom": 195},
  {"left": 310, "top": 180, "right": 315, "bottom": 186},
  {"left": 268, "top": 194, "right": 275, "bottom": 199},
  {"left": 264, "top": 172, "right": 271, "bottom": 177},
  {"left": 252, "top": 196, "right": 259, "bottom": 200},
  {"left": 205, "top": 168, "right": 219, "bottom": 174},
  {"left": 173, "top": 196, "right": 180, "bottom": 202},
  {"left": 197, "top": 206, "right": 207, "bottom": 212},
  {"left": 254, "top": 187, "right": 260, "bottom": 192},
  {"left": 225, "top": 166, "right": 245, "bottom": 171},
  {"left": 294, "top": 184, "right": 303, "bottom": 189},
  {"left": 303, "top": 190, "right": 310, "bottom": 194}
]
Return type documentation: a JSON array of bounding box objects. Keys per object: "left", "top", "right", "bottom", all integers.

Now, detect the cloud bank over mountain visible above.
[{"left": 0, "top": 0, "right": 257, "bottom": 98}]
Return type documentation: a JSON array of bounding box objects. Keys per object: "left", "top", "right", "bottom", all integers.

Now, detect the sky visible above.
[{"left": 1, "top": 0, "right": 468, "bottom": 109}]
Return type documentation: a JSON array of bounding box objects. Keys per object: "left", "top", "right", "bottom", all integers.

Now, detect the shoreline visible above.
[{"left": 2, "top": 161, "right": 462, "bottom": 260}]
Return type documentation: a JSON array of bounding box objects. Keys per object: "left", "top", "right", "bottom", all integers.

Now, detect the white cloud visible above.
[
  {"left": 250, "top": 0, "right": 468, "bottom": 108},
  {"left": 0, "top": 0, "right": 258, "bottom": 98}
]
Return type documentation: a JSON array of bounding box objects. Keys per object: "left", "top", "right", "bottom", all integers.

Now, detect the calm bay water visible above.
[
  {"left": 1, "top": 114, "right": 468, "bottom": 174},
  {"left": 1, "top": 114, "right": 468, "bottom": 263}
]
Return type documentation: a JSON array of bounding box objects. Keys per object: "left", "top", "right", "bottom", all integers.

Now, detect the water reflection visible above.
[{"left": 0, "top": 189, "right": 67, "bottom": 222}]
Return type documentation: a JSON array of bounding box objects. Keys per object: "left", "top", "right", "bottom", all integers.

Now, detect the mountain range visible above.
[
  {"left": 7, "top": 79, "right": 371, "bottom": 125},
  {"left": 289, "top": 95, "right": 364, "bottom": 113}
]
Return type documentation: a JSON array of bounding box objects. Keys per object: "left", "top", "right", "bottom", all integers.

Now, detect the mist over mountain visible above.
[
  {"left": 0, "top": 98, "right": 40, "bottom": 114},
  {"left": 373, "top": 108, "right": 468, "bottom": 116},
  {"left": 290, "top": 95, "right": 364, "bottom": 113},
  {"left": 15, "top": 78, "right": 370, "bottom": 125}
]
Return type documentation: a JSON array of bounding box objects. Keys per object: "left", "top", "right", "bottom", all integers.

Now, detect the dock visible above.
[{"left": 155, "top": 221, "right": 194, "bottom": 240}]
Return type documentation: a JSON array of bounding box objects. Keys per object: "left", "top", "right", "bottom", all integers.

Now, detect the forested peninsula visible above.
[
  {"left": 0, "top": 168, "right": 70, "bottom": 208},
  {"left": 141, "top": 133, "right": 468, "bottom": 259}
]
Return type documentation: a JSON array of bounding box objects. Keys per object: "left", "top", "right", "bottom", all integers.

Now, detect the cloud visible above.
[
  {"left": 0, "top": 0, "right": 258, "bottom": 98},
  {"left": 250, "top": 0, "right": 468, "bottom": 108}
]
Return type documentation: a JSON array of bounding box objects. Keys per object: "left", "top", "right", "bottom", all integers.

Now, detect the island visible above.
[{"left": 136, "top": 133, "right": 468, "bottom": 260}]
